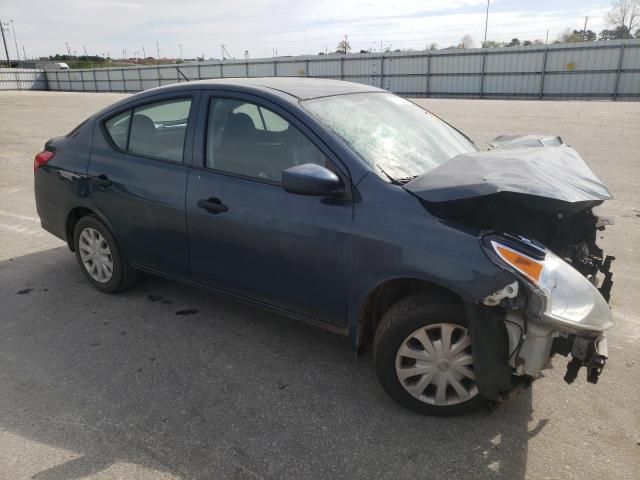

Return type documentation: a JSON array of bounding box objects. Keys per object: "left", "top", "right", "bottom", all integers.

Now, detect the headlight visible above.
[{"left": 486, "top": 236, "right": 613, "bottom": 333}]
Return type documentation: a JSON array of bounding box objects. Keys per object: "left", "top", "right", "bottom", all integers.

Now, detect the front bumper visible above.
[
  {"left": 552, "top": 333, "right": 608, "bottom": 384},
  {"left": 503, "top": 312, "right": 609, "bottom": 385}
]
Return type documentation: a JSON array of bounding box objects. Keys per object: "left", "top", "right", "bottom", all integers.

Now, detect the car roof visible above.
[{"left": 156, "top": 77, "right": 384, "bottom": 100}]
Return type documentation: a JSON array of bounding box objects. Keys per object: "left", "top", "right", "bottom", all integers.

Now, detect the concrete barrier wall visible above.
[
  {"left": 5, "top": 39, "right": 640, "bottom": 100},
  {"left": 0, "top": 68, "right": 48, "bottom": 90}
]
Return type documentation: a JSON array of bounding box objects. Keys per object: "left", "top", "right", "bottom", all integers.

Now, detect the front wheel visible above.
[
  {"left": 73, "top": 215, "right": 138, "bottom": 293},
  {"left": 374, "top": 294, "right": 485, "bottom": 416}
]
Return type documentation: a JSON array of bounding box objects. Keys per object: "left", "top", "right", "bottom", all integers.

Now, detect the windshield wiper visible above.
[
  {"left": 395, "top": 175, "right": 419, "bottom": 185},
  {"left": 376, "top": 165, "right": 402, "bottom": 185}
]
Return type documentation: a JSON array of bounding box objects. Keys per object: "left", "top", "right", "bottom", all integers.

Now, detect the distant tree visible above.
[
  {"left": 336, "top": 39, "right": 351, "bottom": 54},
  {"left": 636, "top": 27, "right": 640, "bottom": 37},
  {"left": 533, "top": 39, "right": 545, "bottom": 45},
  {"left": 428, "top": 42, "right": 439, "bottom": 51},
  {"left": 571, "top": 29, "right": 597, "bottom": 41},
  {"left": 599, "top": 25, "right": 634, "bottom": 39},
  {"left": 359, "top": 49, "right": 369, "bottom": 53},
  {"left": 606, "top": 0, "right": 640, "bottom": 35},
  {"left": 560, "top": 28, "right": 582, "bottom": 42},
  {"left": 506, "top": 38, "right": 521, "bottom": 47},
  {"left": 460, "top": 35, "right": 474, "bottom": 48},
  {"left": 482, "top": 40, "right": 504, "bottom": 48},
  {"left": 318, "top": 52, "right": 325, "bottom": 55},
  {"left": 523, "top": 40, "right": 532, "bottom": 46}
]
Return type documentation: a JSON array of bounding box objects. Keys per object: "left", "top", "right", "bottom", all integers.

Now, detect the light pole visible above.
[
  {"left": 0, "top": 21, "right": 11, "bottom": 67},
  {"left": 483, "top": 0, "right": 490, "bottom": 47},
  {"left": 178, "top": 44, "right": 183, "bottom": 61},
  {"left": 10, "top": 20, "right": 19, "bottom": 61}
]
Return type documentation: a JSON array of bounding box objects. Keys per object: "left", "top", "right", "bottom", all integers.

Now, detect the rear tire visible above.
[
  {"left": 374, "top": 293, "right": 486, "bottom": 416},
  {"left": 73, "top": 215, "right": 138, "bottom": 293}
]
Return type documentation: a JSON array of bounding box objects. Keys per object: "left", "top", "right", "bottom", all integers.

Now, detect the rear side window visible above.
[
  {"left": 105, "top": 111, "right": 131, "bottom": 149},
  {"left": 104, "top": 98, "right": 192, "bottom": 162}
]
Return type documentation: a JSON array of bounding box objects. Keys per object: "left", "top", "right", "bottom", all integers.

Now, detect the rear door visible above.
[
  {"left": 89, "top": 92, "right": 200, "bottom": 276},
  {"left": 186, "top": 91, "right": 354, "bottom": 326}
]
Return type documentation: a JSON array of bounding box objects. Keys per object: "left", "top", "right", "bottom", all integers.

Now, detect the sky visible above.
[{"left": 0, "top": 0, "right": 616, "bottom": 60}]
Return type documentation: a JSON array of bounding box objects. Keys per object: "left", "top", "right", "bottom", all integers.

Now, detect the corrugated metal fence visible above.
[
  {"left": 0, "top": 68, "right": 48, "bottom": 90},
  {"left": 4, "top": 39, "right": 640, "bottom": 99}
]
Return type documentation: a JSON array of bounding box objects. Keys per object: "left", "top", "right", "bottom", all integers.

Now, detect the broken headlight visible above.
[{"left": 483, "top": 235, "right": 613, "bottom": 333}]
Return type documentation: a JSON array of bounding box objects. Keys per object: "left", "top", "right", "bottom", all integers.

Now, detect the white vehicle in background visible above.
[{"left": 55, "top": 62, "right": 69, "bottom": 70}]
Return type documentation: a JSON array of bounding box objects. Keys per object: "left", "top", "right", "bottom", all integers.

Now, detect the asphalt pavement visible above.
[{"left": 0, "top": 91, "right": 638, "bottom": 479}]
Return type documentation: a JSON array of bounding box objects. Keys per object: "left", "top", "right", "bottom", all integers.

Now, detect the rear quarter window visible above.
[{"left": 104, "top": 110, "right": 132, "bottom": 150}]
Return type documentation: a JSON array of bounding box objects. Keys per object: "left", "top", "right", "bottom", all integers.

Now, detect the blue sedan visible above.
[{"left": 34, "top": 78, "right": 614, "bottom": 415}]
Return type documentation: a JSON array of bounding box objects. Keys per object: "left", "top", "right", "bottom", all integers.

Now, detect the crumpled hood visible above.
[{"left": 404, "top": 136, "right": 612, "bottom": 205}]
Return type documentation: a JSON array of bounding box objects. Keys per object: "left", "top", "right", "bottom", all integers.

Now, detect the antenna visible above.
[
  {"left": 156, "top": 41, "right": 160, "bottom": 59},
  {"left": 178, "top": 44, "right": 183, "bottom": 60}
]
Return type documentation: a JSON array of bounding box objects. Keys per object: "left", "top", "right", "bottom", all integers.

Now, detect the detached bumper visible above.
[{"left": 552, "top": 334, "right": 608, "bottom": 384}]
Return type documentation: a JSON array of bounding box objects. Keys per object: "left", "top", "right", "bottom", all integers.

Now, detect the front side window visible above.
[
  {"left": 104, "top": 98, "right": 192, "bottom": 162},
  {"left": 206, "top": 98, "right": 326, "bottom": 182},
  {"left": 302, "top": 93, "right": 476, "bottom": 182}
]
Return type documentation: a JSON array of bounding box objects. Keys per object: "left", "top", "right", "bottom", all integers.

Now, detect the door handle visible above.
[
  {"left": 92, "top": 174, "right": 112, "bottom": 188},
  {"left": 198, "top": 197, "right": 228, "bottom": 214}
]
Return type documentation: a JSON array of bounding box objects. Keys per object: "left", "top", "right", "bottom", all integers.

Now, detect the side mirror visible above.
[{"left": 283, "top": 163, "right": 344, "bottom": 196}]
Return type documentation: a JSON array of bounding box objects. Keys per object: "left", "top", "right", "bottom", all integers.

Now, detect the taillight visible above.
[{"left": 34, "top": 150, "right": 55, "bottom": 173}]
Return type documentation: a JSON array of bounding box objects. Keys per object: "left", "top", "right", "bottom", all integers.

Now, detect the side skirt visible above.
[{"left": 132, "top": 263, "right": 349, "bottom": 337}]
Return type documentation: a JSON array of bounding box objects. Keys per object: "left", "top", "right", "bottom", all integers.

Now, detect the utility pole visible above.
[
  {"left": 156, "top": 41, "right": 160, "bottom": 59},
  {"left": 377, "top": 40, "right": 392, "bottom": 53},
  {"left": 583, "top": 16, "right": 589, "bottom": 41},
  {"left": 483, "top": 0, "right": 490, "bottom": 47},
  {"left": 22, "top": 45, "right": 26, "bottom": 61},
  {"left": 65, "top": 42, "right": 71, "bottom": 57},
  {"left": 142, "top": 45, "right": 146, "bottom": 59},
  {"left": 83, "top": 44, "right": 88, "bottom": 56},
  {"left": 10, "top": 20, "right": 19, "bottom": 61},
  {"left": 0, "top": 21, "right": 10, "bottom": 67},
  {"left": 545, "top": 30, "right": 549, "bottom": 44},
  {"left": 220, "top": 44, "right": 231, "bottom": 60},
  {"left": 178, "top": 44, "right": 183, "bottom": 60}
]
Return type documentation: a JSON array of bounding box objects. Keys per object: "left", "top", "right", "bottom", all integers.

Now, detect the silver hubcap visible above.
[
  {"left": 79, "top": 227, "right": 113, "bottom": 283},
  {"left": 395, "top": 323, "right": 478, "bottom": 406}
]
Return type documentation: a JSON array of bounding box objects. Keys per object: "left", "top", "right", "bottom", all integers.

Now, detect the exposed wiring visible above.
[{"left": 504, "top": 318, "right": 525, "bottom": 360}]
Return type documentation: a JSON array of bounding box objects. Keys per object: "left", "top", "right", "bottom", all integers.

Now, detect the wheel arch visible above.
[
  {"left": 65, "top": 206, "right": 121, "bottom": 253},
  {"left": 351, "top": 276, "right": 465, "bottom": 355}
]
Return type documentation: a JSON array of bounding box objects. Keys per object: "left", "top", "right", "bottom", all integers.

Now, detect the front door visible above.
[{"left": 186, "top": 92, "right": 353, "bottom": 326}]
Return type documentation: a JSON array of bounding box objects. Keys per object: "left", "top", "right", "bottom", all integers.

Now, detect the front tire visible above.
[
  {"left": 73, "top": 215, "right": 138, "bottom": 293},
  {"left": 374, "top": 293, "right": 485, "bottom": 416}
]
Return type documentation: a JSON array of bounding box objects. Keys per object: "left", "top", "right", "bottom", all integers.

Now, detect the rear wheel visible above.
[
  {"left": 374, "top": 293, "right": 485, "bottom": 415},
  {"left": 73, "top": 215, "right": 138, "bottom": 293}
]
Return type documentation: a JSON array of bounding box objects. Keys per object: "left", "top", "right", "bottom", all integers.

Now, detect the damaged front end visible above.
[{"left": 405, "top": 135, "right": 615, "bottom": 398}]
